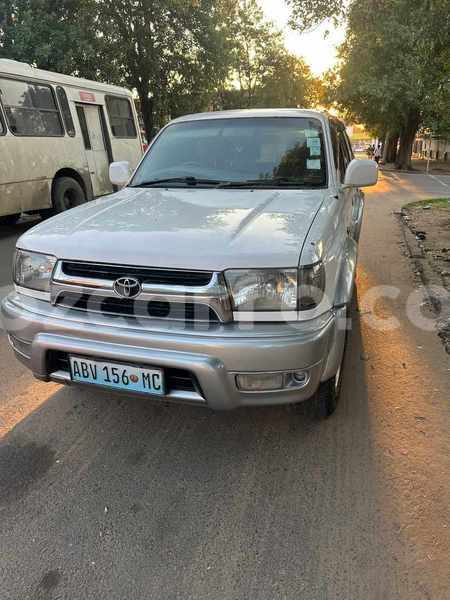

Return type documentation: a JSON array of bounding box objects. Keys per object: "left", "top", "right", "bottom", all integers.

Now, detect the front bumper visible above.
[{"left": 1, "top": 292, "right": 343, "bottom": 410}]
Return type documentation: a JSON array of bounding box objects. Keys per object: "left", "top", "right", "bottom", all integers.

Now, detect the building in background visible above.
[{"left": 414, "top": 136, "right": 450, "bottom": 162}]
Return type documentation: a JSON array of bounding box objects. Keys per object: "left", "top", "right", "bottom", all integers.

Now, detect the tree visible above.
[
  {"left": 286, "top": 0, "right": 345, "bottom": 30},
  {"left": 0, "top": 0, "right": 234, "bottom": 139},
  {"left": 257, "top": 51, "right": 321, "bottom": 108},
  {"left": 0, "top": 0, "right": 98, "bottom": 78},
  {"left": 226, "top": 0, "right": 284, "bottom": 107},
  {"left": 0, "top": 0, "right": 326, "bottom": 141},
  {"left": 321, "top": 0, "right": 450, "bottom": 169},
  {"left": 92, "top": 0, "right": 232, "bottom": 139},
  {"left": 217, "top": 0, "right": 321, "bottom": 110}
]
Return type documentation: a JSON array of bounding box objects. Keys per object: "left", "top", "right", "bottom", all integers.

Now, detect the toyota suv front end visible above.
[{"left": 1, "top": 109, "right": 378, "bottom": 418}]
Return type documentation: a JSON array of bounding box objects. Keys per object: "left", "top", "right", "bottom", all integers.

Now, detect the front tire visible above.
[
  {"left": 312, "top": 369, "right": 343, "bottom": 420},
  {"left": 44, "top": 177, "right": 86, "bottom": 217},
  {"left": 312, "top": 312, "right": 349, "bottom": 420}
]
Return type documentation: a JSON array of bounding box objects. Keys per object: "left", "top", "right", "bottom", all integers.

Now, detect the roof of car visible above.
[{"left": 171, "top": 108, "right": 332, "bottom": 123}]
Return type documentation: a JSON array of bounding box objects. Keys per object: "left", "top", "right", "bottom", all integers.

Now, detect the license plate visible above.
[{"left": 69, "top": 356, "right": 164, "bottom": 396}]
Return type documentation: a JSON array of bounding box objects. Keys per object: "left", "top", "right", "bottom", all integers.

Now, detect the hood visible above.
[{"left": 18, "top": 187, "right": 327, "bottom": 271}]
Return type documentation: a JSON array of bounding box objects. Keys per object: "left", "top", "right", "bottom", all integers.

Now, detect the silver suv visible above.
[{"left": 1, "top": 109, "right": 378, "bottom": 418}]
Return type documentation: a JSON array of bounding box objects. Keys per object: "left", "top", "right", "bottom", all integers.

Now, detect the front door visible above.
[{"left": 76, "top": 104, "right": 112, "bottom": 197}]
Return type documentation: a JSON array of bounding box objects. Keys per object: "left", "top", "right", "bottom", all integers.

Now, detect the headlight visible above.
[
  {"left": 298, "top": 262, "right": 326, "bottom": 311},
  {"left": 13, "top": 250, "right": 57, "bottom": 292},
  {"left": 225, "top": 264, "right": 326, "bottom": 314},
  {"left": 225, "top": 269, "right": 298, "bottom": 312}
]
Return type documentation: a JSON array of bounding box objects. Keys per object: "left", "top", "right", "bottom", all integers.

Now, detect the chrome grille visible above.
[
  {"left": 61, "top": 261, "right": 213, "bottom": 287},
  {"left": 51, "top": 261, "right": 232, "bottom": 323}
]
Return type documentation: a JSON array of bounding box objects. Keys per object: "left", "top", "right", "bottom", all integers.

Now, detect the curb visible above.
[{"left": 396, "top": 210, "right": 450, "bottom": 353}]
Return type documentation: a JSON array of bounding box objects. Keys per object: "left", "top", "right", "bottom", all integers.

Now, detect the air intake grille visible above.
[
  {"left": 61, "top": 262, "right": 213, "bottom": 287},
  {"left": 48, "top": 352, "right": 201, "bottom": 394},
  {"left": 56, "top": 292, "right": 220, "bottom": 322}
]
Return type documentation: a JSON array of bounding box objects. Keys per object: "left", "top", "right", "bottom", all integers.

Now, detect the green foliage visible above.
[
  {"left": 219, "top": 0, "right": 321, "bottom": 110},
  {"left": 0, "top": 0, "right": 232, "bottom": 136},
  {"left": 323, "top": 0, "right": 450, "bottom": 168},
  {"left": 226, "top": 0, "right": 285, "bottom": 106},
  {"left": 91, "top": 0, "right": 231, "bottom": 135},
  {"left": 287, "top": 0, "right": 450, "bottom": 168},
  {"left": 0, "top": 0, "right": 98, "bottom": 77},
  {"left": 0, "top": 0, "right": 323, "bottom": 140},
  {"left": 286, "top": 0, "right": 346, "bottom": 30},
  {"left": 405, "top": 198, "right": 450, "bottom": 210},
  {"left": 257, "top": 51, "right": 321, "bottom": 108}
]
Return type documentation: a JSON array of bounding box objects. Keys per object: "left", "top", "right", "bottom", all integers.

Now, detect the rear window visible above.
[
  {"left": 105, "top": 96, "right": 137, "bottom": 138},
  {"left": 0, "top": 78, "right": 63, "bottom": 137},
  {"left": 132, "top": 117, "right": 327, "bottom": 188}
]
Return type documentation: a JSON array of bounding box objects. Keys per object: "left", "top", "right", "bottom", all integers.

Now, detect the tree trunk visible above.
[
  {"left": 382, "top": 133, "right": 390, "bottom": 163},
  {"left": 137, "top": 89, "right": 154, "bottom": 142},
  {"left": 383, "top": 132, "right": 399, "bottom": 164},
  {"left": 396, "top": 112, "right": 420, "bottom": 170}
]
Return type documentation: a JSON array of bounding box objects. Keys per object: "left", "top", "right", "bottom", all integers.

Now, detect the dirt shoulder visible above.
[{"left": 399, "top": 198, "right": 450, "bottom": 353}]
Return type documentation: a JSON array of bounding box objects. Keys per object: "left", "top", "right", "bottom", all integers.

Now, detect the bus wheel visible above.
[
  {"left": 51, "top": 177, "right": 86, "bottom": 215},
  {"left": 0, "top": 213, "right": 21, "bottom": 226}
]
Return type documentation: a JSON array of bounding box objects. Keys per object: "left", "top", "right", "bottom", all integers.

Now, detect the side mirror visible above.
[
  {"left": 109, "top": 161, "right": 130, "bottom": 187},
  {"left": 344, "top": 159, "right": 378, "bottom": 188}
]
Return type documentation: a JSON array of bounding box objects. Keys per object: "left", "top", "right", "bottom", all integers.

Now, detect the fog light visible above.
[
  {"left": 236, "top": 370, "right": 310, "bottom": 392},
  {"left": 236, "top": 372, "right": 284, "bottom": 392},
  {"left": 284, "top": 371, "right": 309, "bottom": 389},
  {"left": 294, "top": 371, "right": 308, "bottom": 384}
]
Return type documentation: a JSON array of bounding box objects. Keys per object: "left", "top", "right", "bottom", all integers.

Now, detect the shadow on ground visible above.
[{"left": 0, "top": 311, "right": 405, "bottom": 600}]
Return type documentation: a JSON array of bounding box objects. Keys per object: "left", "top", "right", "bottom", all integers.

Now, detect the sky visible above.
[{"left": 258, "top": 0, "right": 346, "bottom": 76}]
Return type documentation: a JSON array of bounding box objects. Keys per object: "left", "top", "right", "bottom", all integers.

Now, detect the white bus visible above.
[{"left": 0, "top": 59, "right": 143, "bottom": 225}]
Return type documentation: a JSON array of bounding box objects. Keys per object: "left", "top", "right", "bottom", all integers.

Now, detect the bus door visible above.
[{"left": 76, "top": 103, "right": 113, "bottom": 197}]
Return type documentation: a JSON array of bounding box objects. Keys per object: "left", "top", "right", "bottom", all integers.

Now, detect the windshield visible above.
[{"left": 131, "top": 117, "right": 327, "bottom": 188}]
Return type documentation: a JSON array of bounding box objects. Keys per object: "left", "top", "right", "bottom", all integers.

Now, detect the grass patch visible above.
[{"left": 404, "top": 198, "right": 450, "bottom": 210}]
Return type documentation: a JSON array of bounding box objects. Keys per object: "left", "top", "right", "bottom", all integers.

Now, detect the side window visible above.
[
  {"left": 56, "top": 86, "right": 75, "bottom": 137},
  {"left": 329, "top": 123, "right": 339, "bottom": 172},
  {"left": 338, "top": 130, "right": 352, "bottom": 183},
  {"left": 0, "top": 78, "right": 63, "bottom": 136},
  {"left": 76, "top": 105, "right": 91, "bottom": 149},
  {"left": 343, "top": 130, "right": 354, "bottom": 160},
  {"left": 105, "top": 96, "right": 137, "bottom": 138}
]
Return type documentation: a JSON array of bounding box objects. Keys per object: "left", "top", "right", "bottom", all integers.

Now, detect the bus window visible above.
[
  {"left": 56, "top": 86, "right": 75, "bottom": 137},
  {"left": 0, "top": 78, "right": 63, "bottom": 137},
  {"left": 0, "top": 109, "right": 5, "bottom": 135},
  {"left": 105, "top": 96, "right": 137, "bottom": 138},
  {"left": 76, "top": 105, "right": 91, "bottom": 150}
]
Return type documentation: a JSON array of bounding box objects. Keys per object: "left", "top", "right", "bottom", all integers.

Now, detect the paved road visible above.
[{"left": 0, "top": 173, "right": 449, "bottom": 600}]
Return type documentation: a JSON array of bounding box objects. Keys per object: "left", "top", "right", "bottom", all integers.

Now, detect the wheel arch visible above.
[
  {"left": 334, "top": 236, "right": 358, "bottom": 309},
  {"left": 52, "top": 168, "right": 93, "bottom": 202}
]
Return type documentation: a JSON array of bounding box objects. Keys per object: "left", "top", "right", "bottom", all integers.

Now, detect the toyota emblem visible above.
[{"left": 113, "top": 277, "right": 142, "bottom": 299}]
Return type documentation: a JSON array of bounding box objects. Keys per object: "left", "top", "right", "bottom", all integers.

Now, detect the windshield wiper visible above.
[
  {"left": 130, "top": 176, "right": 222, "bottom": 188},
  {"left": 217, "top": 178, "right": 321, "bottom": 189}
]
